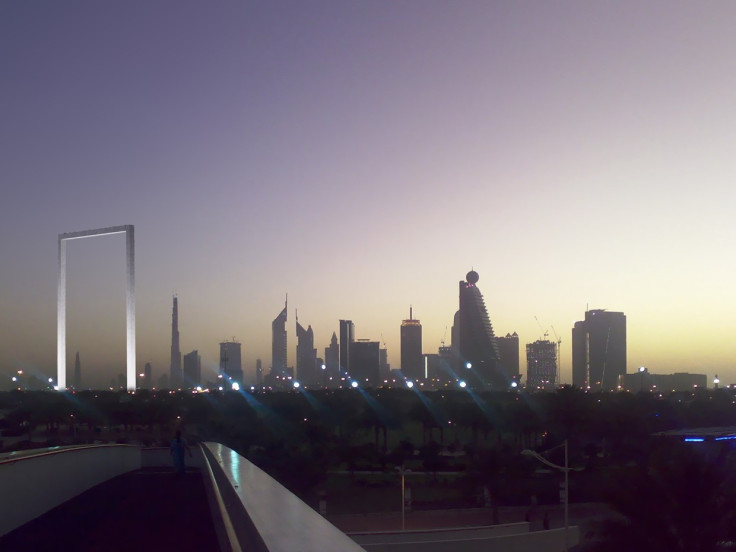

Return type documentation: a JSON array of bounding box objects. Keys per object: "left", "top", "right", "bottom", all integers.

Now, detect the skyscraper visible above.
[
  {"left": 144, "top": 362, "right": 152, "bottom": 390},
  {"left": 220, "top": 340, "right": 243, "bottom": 385},
  {"left": 73, "top": 351, "right": 82, "bottom": 389},
  {"left": 296, "top": 315, "right": 317, "bottom": 387},
  {"left": 379, "top": 347, "right": 390, "bottom": 382},
  {"left": 183, "top": 350, "right": 201, "bottom": 388},
  {"left": 526, "top": 339, "right": 557, "bottom": 390},
  {"left": 571, "top": 321, "right": 587, "bottom": 388},
  {"left": 339, "top": 320, "right": 354, "bottom": 375},
  {"left": 170, "top": 295, "right": 182, "bottom": 388},
  {"left": 571, "top": 309, "right": 627, "bottom": 391},
  {"left": 400, "top": 307, "right": 422, "bottom": 381},
  {"left": 324, "top": 332, "right": 339, "bottom": 388},
  {"left": 256, "top": 358, "right": 263, "bottom": 387},
  {"left": 497, "top": 332, "right": 520, "bottom": 382},
  {"left": 350, "top": 340, "right": 380, "bottom": 387},
  {"left": 271, "top": 299, "right": 288, "bottom": 378},
  {"left": 455, "top": 270, "right": 505, "bottom": 388}
]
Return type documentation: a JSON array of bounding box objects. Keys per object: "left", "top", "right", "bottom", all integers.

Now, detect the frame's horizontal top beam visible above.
[{"left": 59, "top": 225, "right": 133, "bottom": 241}]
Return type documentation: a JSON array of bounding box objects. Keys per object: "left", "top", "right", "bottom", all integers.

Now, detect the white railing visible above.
[
  {"left": 0, "top": 444, "right": 141, "bottom": 537},
  {"left": 202, "top": 442, "right": 368, "bottom": 552}
]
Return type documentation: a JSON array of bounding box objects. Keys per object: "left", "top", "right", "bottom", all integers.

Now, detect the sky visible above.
[{"left": 2, "top": 1, "right": 736, "bottom": 388}]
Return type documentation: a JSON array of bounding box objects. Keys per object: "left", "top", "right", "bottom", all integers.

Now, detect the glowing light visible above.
[
  {"left": 511, "top": 381, "right": 518, "bottom": 388},
  {"left": 639, "top": 366, "right": 646, "bottom": 372},
  {"left": 231, "top": 382, "right": 240, "bottom": 391},
  {"left": 196, "top": 386, "right": 203, "bottom": 392},
  {"left": 351, "top": 381, "right": 359, "bottom": 388},
  {"left": 465, "top": 362, "right": 472, "bottom": 369},
  {"left": 293, "top": 381, "right": 301, "bottom": 388},
  {"left": 406, "top": 381, "right": 414, "bottom": 389},
  {"left": 684, "top": 437, "right": 704, "bottom": 442},
  {"left": 459, "top": 380, "right": 467, "bottom": 388},
  {"left": 321, "top": 364, "right": 326, "bottom": 370}
]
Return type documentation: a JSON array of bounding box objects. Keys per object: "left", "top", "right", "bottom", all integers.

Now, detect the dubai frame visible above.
[{"left": 57, "top": 225, "right": 135, "bottom": 391}]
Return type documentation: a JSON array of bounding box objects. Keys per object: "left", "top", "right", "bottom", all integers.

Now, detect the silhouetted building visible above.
[
  {"left": 339, "top": 320, "right": 355, "bottom": 375},
  {"left": 144, "top": 362, "right": 152, "bottom": 389},
  {"left": 170, "top": 295, "right": 182, "bottom": 388},
  {"left": 324, "top": 332, "right": 339, "bottom": 388},
  {"left": 379, "top": 347, "right": 390, "bottom": 383},
  {"left": 400, "top": 307, "right": 423, "bottom": 381},
  {"left": 220, "top": 340, "right": 243, "bottom": 385},
  {"left": 350, "top": 340, "right": 380, "bottom": 387},
  {"left": 571, "top": 309, "right": 627, "bottom": 391},
  {"left": 571, "top": 321, "right": 587, "bottom": 388},
  {"left": 526, "top": 340, "right": 557, "bottom": 390},
  {"left": 271, "top": 299, "right": 288, "bottom": 377},
  {"left": 256, "top": 359, "right": 263, "bottom": 387},
  {"left": 434, "top": 345, "right": 456, "bottom": 384},
  {"left": 423, "top": 353, "right": 440, "bottom": 386},
  {"left": 618, "top": 369, "right": 707, "bottom": 393},
  {"left": 73, "top": 351, "right": 82, "bottom": 389},
  {"left": 157, "top": 373, "right": 169, "bottom": 389},
  {"left": 497, "top": 332, "right": 520, "bottom": 382},
  {"left": 455, "top": 270, "right": 505, "bottom": 388},
  {"left": 296, "top": 315, "right": 318, "bottom": 387},
  {"left": 183, "top": 350, "right": 201, "bottom": 388}
]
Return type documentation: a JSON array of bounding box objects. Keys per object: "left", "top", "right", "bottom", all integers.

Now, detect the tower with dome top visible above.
[{"left": 455, "top": 270, "right": 507, "bottom": 388}]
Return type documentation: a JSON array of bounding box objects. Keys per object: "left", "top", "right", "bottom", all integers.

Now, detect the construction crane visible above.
[
  {"left": 533, "top": 316, "right": 549, "bottom": 341},
  {"left": 550, "top": 325, "right": 562, "bottom": 386}
]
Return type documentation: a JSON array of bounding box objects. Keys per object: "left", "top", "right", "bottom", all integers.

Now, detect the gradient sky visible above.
[{"left": 2, "top": 1, "right": 735, "bottom": 388}]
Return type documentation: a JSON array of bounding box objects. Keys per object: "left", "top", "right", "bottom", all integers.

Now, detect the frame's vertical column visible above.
[
  {"left": 57, "top": 236, "right": 67, "bottom": 389},
  {"left": 126, "top": 225, "right": 136, "bottom": 391}
]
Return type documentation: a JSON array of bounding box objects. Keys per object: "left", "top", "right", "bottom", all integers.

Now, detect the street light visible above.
[
  {"left": 521, "top": 440, "right": 574, "bottom": 551},
  {"left": 395, "top": 465, "right": 412, "bottom": 530}
]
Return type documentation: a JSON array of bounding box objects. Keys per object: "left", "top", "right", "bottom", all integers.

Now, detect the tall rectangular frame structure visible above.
[{"left": 58, "top": 225, "right": 135, "bottom": 390}]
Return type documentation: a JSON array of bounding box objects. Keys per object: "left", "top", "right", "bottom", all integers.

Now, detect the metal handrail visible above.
[{"left": 0, "top": 444, "right": 139, "bottom": 466}]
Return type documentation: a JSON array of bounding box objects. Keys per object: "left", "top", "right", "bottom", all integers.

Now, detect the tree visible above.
[{"left": 583, "top": 441, "right": 736, "bottom": 552}]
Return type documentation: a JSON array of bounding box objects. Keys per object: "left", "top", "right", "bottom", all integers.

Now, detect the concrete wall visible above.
[{"left": 0, "top": 445, "right": 141, "bottom": 537}]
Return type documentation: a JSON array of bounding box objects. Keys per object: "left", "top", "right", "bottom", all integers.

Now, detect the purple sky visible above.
[{"left": 2, "top": 1, "right": 735, "bottom": 388}]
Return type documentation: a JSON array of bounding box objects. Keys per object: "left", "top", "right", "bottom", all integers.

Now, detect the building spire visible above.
[{"left": 170, "top": 294, "right": 181, "bottom": 388}]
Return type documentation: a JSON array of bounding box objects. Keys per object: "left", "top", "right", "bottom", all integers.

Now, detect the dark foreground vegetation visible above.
[{"left": 2, "top": 386, "right": 736, "bottom": 550}]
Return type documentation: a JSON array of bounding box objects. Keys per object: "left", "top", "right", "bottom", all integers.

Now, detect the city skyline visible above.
[{"left": 2, "top": 2, "right": 736, "bottom": 387}]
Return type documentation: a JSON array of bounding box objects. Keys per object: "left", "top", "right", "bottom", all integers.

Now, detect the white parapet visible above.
[{"left": 0, "top": 445, "right": 141, "bottom": 537}]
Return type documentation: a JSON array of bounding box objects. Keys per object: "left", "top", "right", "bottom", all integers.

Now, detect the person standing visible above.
[{"left": 170, "top": 430, "right": 191, "bottom": 474}]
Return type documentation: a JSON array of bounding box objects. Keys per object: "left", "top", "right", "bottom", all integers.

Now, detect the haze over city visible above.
[{"left": 2, "top": 1, "right": 735, "bottom": 388}]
